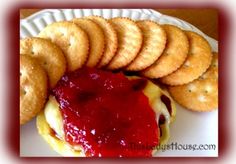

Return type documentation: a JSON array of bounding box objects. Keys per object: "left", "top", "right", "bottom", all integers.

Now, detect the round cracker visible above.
[
  {"left": 72, "top": 18, "right": 105, "bottom": 67},
  {"left": 87, "top": 16, "right": 118, "bottom": 68},
  {"left": 38, "top": 21, "right": 89, "bottom": 71},
  {"left": 141, "top": 25, "right": 189, "bottom": 78},
  {"left": 107, "top": 17, "right": 143, "bottom": 70},
  {"left": 20, "top": 37, "right": 66, "bottom": 88},
  {"left": 126, "top": 20, "right": 167, "bottom": 71},
  {"left": 168, "top": 52, "right": 218, "bottom": 111},
  {"left": 20, "top": 55, "right": 48, "bottom": 124},
  {"left": 161, "top": 31, "right": 212, "bottom": 85}
]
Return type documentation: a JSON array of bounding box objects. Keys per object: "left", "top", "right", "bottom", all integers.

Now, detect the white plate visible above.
[{"left": 20, "top": 9, "right": 218, "bottom": 157}]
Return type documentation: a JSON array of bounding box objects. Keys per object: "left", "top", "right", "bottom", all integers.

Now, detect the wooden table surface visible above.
[{"left": 20, "top": 9, "right": 218, "bottom": 40}]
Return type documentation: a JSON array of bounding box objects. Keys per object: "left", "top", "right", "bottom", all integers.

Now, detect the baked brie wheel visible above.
[{"left": 36, "top": 77, "right": 176, "bottom": 157}]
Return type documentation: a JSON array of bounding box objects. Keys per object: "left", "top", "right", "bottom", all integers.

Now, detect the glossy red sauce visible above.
[{"left": 53, "top": 68, "right": 159, "bottom": 157}]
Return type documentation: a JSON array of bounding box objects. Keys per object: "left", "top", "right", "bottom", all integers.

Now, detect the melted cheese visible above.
[{"left": 44, "top": 96, "right": 64, "bottom": 139}]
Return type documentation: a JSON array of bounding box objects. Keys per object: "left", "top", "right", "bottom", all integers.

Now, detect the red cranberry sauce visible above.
[{"left": 52, "top": 68, "right": 159, "bottom": 157}]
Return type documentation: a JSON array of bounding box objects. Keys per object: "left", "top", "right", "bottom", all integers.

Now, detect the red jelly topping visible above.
[{"left": 53, "top": 68, "right": 159, "bottom": 157}]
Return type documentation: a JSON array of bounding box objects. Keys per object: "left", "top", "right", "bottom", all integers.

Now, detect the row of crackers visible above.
[{"left": 20, "top": 16, "right": 218, "bottom": 124}]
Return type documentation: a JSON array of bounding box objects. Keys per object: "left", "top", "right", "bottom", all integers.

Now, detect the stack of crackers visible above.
[{"left": 20, "top": 16, "right": 218, "bottom": 125}]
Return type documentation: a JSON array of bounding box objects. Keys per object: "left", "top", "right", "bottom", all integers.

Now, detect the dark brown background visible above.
[{"left": 20, "top": 9, "right": 218, "bottom": 40}]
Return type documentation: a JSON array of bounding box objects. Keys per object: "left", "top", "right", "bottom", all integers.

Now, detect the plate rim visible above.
[{"left": 20, "top": 8, "right": 218, "bottom": 52}]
